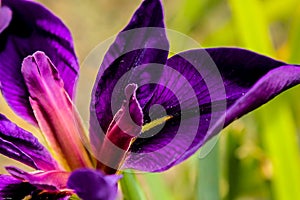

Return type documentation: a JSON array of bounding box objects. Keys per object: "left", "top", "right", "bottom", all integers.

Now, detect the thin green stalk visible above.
[
  {"left": 197, "top": 140, "right": 220, "bottom": 200},
  {"left": 120, "top": 170, "right": 147, "bottom": 200}
]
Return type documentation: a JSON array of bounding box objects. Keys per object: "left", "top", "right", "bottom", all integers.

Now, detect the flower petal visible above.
[
  {"left": 5, "top": 166, "right": 70, "bottom": 190},
  {"left": 0, "top": 175, "right": 34, "bottom": 200},
  {"left": 0, "top": 6, "right": 12, "bottom": 33},
  {"left": 0, "top": 113, "right": 59, "bottom": 170},
  {"left": 0, "top": 0, "right": 79, "bottom": 124},
  {"left": 21, "top": 51, "right": 92, "bottom": 170},
  {"left": 67, "top": 169, "right": 121, "bottom": 200},
  {"left": 90, "top": 0, "right": 169, "bottom": 150},
  {"left": 0, "top": 175, "right": 20, "bottom": 190},
  {"left": 124, "top": 48, "right": 300, "bottom": 171},
  {"left": 0, "top": 136, "right": 38, "bottom": 170},
  {"left": 0, "top": 173, "right": 71, "bottom": 199}
]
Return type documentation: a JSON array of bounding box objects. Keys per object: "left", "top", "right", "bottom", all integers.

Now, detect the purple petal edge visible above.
[
  {"left": 0, "top": 172, "right": 71, "bottom": 199},
  {"left": 0, "top": 136, "right": 38, "bottom": 169},
  {"left": 0, "top": 6, "right": 12, "bottom": 33},
  {"left": 89, "top": 0, "right": 169, "bottom": 152},
  {"left": 0, "top": 175, "right": 20, "bottom": 190},
  {"left": 67, "top": 169, "right": 121, "bottom": 200},
  {"left": 124, "top": 48, "right": 300, "bottom": 172},
  {"left": 6, "top": 166, "right": 69, "bottom": 190},
  {"left": 0, "top": 113, "right": 60, "bottom": 170},
  {"left": 0, "top": 0, "right": 79, "bottom": 124}
]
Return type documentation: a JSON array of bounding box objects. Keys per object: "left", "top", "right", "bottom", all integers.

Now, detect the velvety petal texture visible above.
[
  {"left": 0, "top": 175, "right": 20, "bottom": 190},
  {"left": 124, "top": 48, "right": 300, "bottom": 171},
  {"left": 0, "top": 0, "right": 79, "bottom": 124},
  {"left": 89, "top": 0, "right": 300, "bottom": 172},
  {"left": 0, "top": 136, "right": 39, "bottom": 170},
  {"left": 21, "top": 51, "right": 92, "bottom": 170},
  {"left": 0, "top": 175, "right": 23, "bottom": 199},
  {"left": 90, "top": 0, "right": 169, "bottom": 152},
  {"left": 0, "top": 114, "right": 59, "bottom": 170},
  {"left": 67, "top": 169, "right": 121, "bottom": 200}
]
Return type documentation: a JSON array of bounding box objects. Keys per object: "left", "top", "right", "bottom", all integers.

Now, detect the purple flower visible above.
[
  {"left": 89, "top": 0, "right": 300, "bottom": 173},
  {"left": 0, "top": 0, "right": 119, "bottom": 199},
  {"left": 0, "top": 0, "right": 300, "bottom": 198},
  {"left": 67, "top": 169, "right": 120, "bottom": 200}
]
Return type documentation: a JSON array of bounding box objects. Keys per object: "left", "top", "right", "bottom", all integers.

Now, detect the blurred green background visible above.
[{"left": 1, "top": 0, "right": 300, "bottom": 199}]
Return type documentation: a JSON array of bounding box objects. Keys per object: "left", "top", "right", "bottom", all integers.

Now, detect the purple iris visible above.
[
  {"left": 0, "top": 0, "right": 300, "bottom": 199},
  {"left": 90, "top": 0, "right": 300, "bottom": 173},
  {"left": 0, "top": 0, "right": 119, "bottom": 199}
]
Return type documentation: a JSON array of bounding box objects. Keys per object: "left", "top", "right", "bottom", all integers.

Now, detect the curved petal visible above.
[
  {"left": 0, "top": 173, "right": 71, "bottom": 199},
  {"left": 0, "top": 175, "right": 33, "bottom": 200},
  {"left": 124, "top": 48, "right": 300, "bottom": 171},
  {"left": 0, "top": 175, "right": 20, "bottom": 190},
  {"left": 22, "top": 51, "right": 92, "bottom": 170},
  {"left": 0, "top": 0, "right": 79, "bottom": 124},
  {"left": 67, "top": 169, "right": 121, "bottom": 200},
  {"left": 0, "top": 113, "right": 60, "bottom": 170},
  {"left": 0, "top": 6, "right": 12, "bottom": 33},
  {"left": 89, "top": 0, "right": 169, "bottom": 150},
  {"left": 0, "top": 137, "right": 39, "bottom": 170},
  {"left": 5, "top": 166, "right": 70, "bottom": 190}
]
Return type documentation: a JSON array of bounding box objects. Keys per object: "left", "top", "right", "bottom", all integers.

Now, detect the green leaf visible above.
[
  {"left": 170, "top": 0, "right": 221, "bottom": 34},
  {"left": 258, "top": 101, "right": 300, "bottom": 200},
  {"left": 69, "top": 194, "right": 81, "bottom": 200},
  {"left": 228, "top": 0, "right": 275, "bottom": 55},
  {"left": 120, "top": 170, "right": 147, "bottom": 200},
  {"left": 288, "top": 4, "right": 300, "bottom": 63},
  {"left": 143, "top": 173, "right": 173, "bottom": 200},
  {"left": 263, "top": 0, "right": 299, "bottom": 21}
]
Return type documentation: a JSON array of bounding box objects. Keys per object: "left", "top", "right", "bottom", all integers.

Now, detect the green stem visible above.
[
  {"left": 120, "top": 170, "right": 147, "bottom": 200},
  {"left": 197, "top": 140, "right": 220, "bottom": 200}
]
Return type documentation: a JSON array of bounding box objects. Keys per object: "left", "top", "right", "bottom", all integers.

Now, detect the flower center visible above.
[{"left": 96, "top": 84, "right": 143, "bottom": 174}]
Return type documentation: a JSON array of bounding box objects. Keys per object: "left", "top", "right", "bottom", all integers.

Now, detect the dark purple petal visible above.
[
  {"left": 124, "top": 48, "right": 225, "bottom": 171},
  {"left": 90, "top": 0, "right": 169, "bottom": 150},
  {"left": 6, "top": 166, "right": 70, "bottom": 190},
  {"left": 0, "top": 175, "right": 20, "bottom": 190},
  {"left": 0, "top": 0, "right": 79, "bottom": 124},
  {"left": 0, "top": 6, "right": 12, "bottom": 33},
  {"left": 21, "top": 51, "right": 92, "bottom": 170},
  {"left": 0, "top": 136, "right": 38, "bottom": 169},
  {"left": 0, "top": 113, "right": 59, "bottom": 170},
  {"left": 0, "top": 174, "right": 71, "bottom": 199},
  {"left": 124, "top": 48, "right": 300, "bottom": 171},
  {"left": 0, "top": 175, "right": 33, "bottom": 199},
  {"left": 67, "top": 169, "right": 121, "bottom": 200}
]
